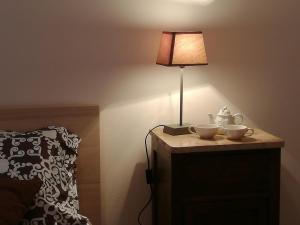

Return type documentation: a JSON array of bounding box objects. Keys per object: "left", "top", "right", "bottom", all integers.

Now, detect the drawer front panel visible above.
[{"left": 172, "top": 150, "right": 276, "bottom": 196}]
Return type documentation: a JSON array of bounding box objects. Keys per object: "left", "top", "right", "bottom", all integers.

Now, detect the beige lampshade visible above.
[{"left": 156, "top": 31, "right": 208, "bottom": 66}]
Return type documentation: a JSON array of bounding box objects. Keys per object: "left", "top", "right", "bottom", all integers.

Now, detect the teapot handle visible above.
[
  {"left": 233, "top": 113, "right": 243, "bottom": 125},
  {"left": 188, "top": 126, "right": 196, "bottom": 134}
]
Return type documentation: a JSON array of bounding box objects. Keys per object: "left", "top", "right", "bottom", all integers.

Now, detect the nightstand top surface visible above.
[{"left": 152, "top": 128, "right": 284, "bottom": 153}]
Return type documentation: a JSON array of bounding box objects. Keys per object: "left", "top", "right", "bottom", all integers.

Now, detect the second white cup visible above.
[{"left": 223, "top": 125, "right": 254, "bottom": 140}]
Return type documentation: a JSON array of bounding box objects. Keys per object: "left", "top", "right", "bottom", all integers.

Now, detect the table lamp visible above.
[{"left": 156, "top": 31, "right": 208, "bottom": 135}]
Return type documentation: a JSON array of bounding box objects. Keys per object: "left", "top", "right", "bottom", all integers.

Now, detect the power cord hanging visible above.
[{"left": 137, "top": 124, "right": 165, "bottom": 225}]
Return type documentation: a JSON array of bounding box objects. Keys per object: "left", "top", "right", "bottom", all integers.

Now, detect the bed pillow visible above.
[
  {"left": 0, "top": 177, "right": 42, "bottom": 225},
  {"left": 0, "top": 126, "right": 89, "bottom": 225}
]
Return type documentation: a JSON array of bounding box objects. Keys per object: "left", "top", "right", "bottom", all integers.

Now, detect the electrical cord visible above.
[{"left": 137, "top": 124, "right": 165, "bottom": 225}]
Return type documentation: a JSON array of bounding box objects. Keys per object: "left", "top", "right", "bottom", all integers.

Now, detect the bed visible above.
[{"left": 0, "top": 106, "right": 100, "bottom": 225}]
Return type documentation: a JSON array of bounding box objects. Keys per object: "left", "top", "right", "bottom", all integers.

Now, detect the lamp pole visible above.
[{"left": 180, "top": 66, "right": 184, "bottom": 126}]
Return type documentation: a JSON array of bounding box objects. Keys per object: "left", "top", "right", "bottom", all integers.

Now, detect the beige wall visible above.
[{"left": 1, "top": 1, "right": 299, "bottom": 225}]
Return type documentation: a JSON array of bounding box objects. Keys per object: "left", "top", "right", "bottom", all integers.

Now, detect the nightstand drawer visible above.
[{"left": 172, "top": 150, "right": 278, "bottom": 196}]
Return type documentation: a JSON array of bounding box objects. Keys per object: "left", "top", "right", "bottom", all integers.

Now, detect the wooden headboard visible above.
[{"left": 0, "top": 106, "right": 100, "bottom": 225}]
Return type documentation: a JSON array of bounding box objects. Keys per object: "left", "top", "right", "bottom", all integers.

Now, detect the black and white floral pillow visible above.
[{"left": 0, "top": 126, "right": 89, "bottom": 225}]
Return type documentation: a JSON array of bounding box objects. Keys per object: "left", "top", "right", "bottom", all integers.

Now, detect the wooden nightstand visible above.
[{"left": 151, "top": 128, "right": 284, "bottom": 225}]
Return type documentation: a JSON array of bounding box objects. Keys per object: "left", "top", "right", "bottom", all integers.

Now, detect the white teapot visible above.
[{"left": 208, "top": 106, "right": 243, "bottom": 134}]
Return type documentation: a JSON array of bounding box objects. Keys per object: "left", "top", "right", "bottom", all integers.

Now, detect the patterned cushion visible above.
[{"left": 0, "top": 126, "right": 89, "bottom": 225}]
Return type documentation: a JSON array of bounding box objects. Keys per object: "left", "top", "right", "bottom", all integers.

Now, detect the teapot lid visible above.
[{"left": 217, "top": 106, "right": 231, "bottom": 116}]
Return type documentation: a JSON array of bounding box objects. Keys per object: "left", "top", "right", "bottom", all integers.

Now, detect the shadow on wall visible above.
[
  {"left": 118, "top": 163, "right": 152, "bottom": 225},
  {"left": 281, "top": 166, "right": 300, "bottom": 225}
]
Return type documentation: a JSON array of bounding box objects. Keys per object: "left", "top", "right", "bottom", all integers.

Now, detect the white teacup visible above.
[
  {"left": 223, "top": 125, "right": 254, "bottom": 140},
  {"left": 188, "top": 124, "right": 219, "bottom": 139}
]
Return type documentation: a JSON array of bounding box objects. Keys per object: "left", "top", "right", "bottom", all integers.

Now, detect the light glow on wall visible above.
[
  {"left": 168, "top": 0, "right": 215, "bottom": 6},
  {"left": 97, "top": 0, "right": 218, "bottom": 28}
]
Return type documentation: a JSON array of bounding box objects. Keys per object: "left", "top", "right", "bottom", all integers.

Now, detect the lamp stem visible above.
[{"left": 180, "top": 67, "right": 184, "bottom": 126}]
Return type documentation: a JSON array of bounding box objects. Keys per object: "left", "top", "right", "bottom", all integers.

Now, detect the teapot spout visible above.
[{"left": 208, "top": 113, "right": 215, "bottom": 124}]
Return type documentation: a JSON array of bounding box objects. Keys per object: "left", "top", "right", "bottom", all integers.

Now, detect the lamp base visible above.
[{"left": 163, "top": 124, "right": 190, "bottom": 136}]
